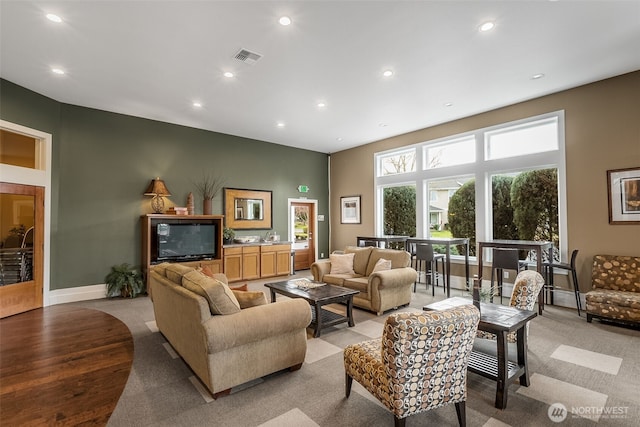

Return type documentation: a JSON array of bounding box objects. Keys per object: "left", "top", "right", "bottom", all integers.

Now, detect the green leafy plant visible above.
[
  {"left": 105, "top": 263, "right": 145, "bottom": 298},
  {"left": 223, "top": 227, "right": 235, "bottom": 242}
]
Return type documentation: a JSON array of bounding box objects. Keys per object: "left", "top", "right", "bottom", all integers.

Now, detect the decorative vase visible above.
[
  {"left": 203, "top": 198, "right": 212, "bottom": 215},
  {"left": 187, "top": 192, "right": 194, "bottom": 216}
]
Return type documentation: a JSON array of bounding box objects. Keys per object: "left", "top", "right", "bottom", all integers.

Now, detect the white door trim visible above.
[
  {"left": 287, "top": 198, "right": 318, "bottom": 263},
  {"left": 1, "top": 119, "right": 52, "bottom": 307}
]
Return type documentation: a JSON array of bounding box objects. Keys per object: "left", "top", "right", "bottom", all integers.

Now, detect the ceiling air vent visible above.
[{"left": 234, "top": 48, "right": 262, "bottom": 65}]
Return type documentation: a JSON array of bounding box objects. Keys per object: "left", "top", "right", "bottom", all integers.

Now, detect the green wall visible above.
[{"left": 1, "top": 79, "right": 329, "bottom": 290}]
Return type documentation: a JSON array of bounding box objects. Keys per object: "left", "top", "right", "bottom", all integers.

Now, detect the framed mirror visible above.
[{"left": 224, "top": 188, "right": 272, "bottom": 229}]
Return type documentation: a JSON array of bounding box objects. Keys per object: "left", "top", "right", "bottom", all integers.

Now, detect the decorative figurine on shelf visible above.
[{"left": 187, "top": 192, "right": 195, "bottom": 216}]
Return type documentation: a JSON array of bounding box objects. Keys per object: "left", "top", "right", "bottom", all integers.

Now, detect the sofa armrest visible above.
[
  {"left": 369, "top": 267, "right": 418, "bottom": 290},
  {"left": 311, "top": 260, "right": 332, "bottom": 281},
  {"left": 204, "top": 298, "right": 311, "bottom": 353}
]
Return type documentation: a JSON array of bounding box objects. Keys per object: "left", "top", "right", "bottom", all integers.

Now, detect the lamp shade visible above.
[{"left": 144, "top": 178, "right": 171, "bottom": 196}]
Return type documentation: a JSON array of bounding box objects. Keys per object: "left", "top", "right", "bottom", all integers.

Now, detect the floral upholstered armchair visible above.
[
  {"left": 343, "top": 305, "right": 480, "bottom": 427},
  {"left": 476, "top": 270, "right": 545, "bottom": 343}
]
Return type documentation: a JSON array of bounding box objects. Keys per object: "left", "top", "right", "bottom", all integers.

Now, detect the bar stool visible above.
[
  {"left": 543, "top": 249, "right": 581, "bottom": 316},
  {"left": 414, "top": 244, "right": 445, "bottom": 295},
  {"left": 490, "top": 248, "right": 527, "bottom": 304}
]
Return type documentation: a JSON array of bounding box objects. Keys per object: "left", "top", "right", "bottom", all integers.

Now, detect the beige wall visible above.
[{"left": 329, "top": 71, "right": 640, "bottom": 292}]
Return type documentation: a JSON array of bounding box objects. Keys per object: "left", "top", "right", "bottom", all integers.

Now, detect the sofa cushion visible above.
[
  {"left": 343, "top": 277, "right": 369, "bottom": 295},
  {"left": 591, "top": 255, "right": 640, "bottom": 293},
  {"left": 182, "top": 270, "right": 241, "bottom": 315},
  {"left": 365, "top": 248, "right": 411, "bottom": 276},
  {"left": 330, "top": 253, "right": 355, "bottom": 274},
  {"left": 372, "top": 258, "right": 392, "bottom": 273},
  {"left": 585, "top": 289, "right": 640, "bottom": 309},
  {"left": 323, "top": 273, "right": 363, "bottom": 286},
  {"left": 152, "top": 262, "right": 172, "bottom": 277},
  {"left": 165, "top": 264, "right": 195, "bottom": 283},
  {"left": 232, "top": 289, "right": 268, "bottom": 309},
  {"left": 345, "top": 246, "right": 374, "bottom": 275}
]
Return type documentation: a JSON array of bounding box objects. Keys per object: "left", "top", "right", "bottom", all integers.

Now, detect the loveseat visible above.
[
  {"left": 585, "top": 254, "right": 640, "bottom": 325},
  {"left": 311, "top": 246, "right": 417, "bottom": 315},
  {"left": 149, "top": 263, "right": 311, "bottom": 397}
]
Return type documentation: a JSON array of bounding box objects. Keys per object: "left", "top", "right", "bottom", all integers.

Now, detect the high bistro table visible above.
[
  {"left": 405, "top": 237, "right": 470, "bottom": 298},
  {"left": 356, "top": 235, "right": 409, "bottom": 249},
  {"left": 424, "top": 296, "right": 537, "bottom": 410},
  {"left": 477, "top": 239, "right": 553, "bottom": 315}
]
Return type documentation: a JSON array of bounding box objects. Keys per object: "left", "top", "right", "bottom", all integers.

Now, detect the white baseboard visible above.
[{"left": 48, "top": 284, "right": 107, "bottom": 305}]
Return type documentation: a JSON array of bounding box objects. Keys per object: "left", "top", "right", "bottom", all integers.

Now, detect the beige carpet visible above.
[{"left": 71, "top": 272, "right": 640, "bottom": 427}]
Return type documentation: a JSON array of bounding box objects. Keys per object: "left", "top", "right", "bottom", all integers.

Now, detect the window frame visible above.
[{"left": 374, "top": 111, "right": 567, "bottom": 262}]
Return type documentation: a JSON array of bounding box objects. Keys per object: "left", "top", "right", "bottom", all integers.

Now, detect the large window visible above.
[{"left": 375, "top": 111, "right": 566, "bottom": 261}]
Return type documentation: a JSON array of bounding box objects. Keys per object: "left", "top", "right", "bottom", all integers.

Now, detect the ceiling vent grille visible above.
[{"left": 234, "top": 48, "right": 262, "bottom": 65}]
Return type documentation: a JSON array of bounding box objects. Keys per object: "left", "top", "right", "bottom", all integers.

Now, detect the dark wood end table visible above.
[
  {"left": 265, "top": 280, "right": 359, "bottom": 338},
  {"left": 423, "top": 296, "right": 537, "bottom": 409}
]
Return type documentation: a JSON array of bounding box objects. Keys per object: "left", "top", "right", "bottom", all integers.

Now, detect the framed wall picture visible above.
[
  {"left": 224, "top": 188, "right": 272, "bottom": 229},
  {"left": 340, "top": 195, "right": 361, "bottom": 224},
  {"left": 607, "top": 167, "right": 640, "bottom": 224}
]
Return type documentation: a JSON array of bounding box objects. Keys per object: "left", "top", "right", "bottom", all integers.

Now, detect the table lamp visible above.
[{"left": 144, "top": 177, "right": 171, "bottom": 213}]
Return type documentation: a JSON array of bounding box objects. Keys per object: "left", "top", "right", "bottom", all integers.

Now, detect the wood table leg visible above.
[
  {"left": 517, "top": 325, "right": 531, "bottom": 386},
  {"left": 346, "top": 296, "right": 355, "bottom": 327},
  {"left": 313, "top": 302, "right": 322, "bottom": 337},
  {"left": 269, "top": 289, "right": 276, "bottom": 303},
  {"left": 495, "top": 330, "right": 509, "bottom": 410}
]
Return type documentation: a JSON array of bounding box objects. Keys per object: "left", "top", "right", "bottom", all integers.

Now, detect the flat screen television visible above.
[{"left": 155, "top": 223, "right": 217, "bottom": 262}]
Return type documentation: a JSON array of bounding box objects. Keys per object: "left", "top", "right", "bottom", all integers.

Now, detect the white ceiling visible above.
[{"left": 1, "top": 1, "right": 639, "bottom": 154}]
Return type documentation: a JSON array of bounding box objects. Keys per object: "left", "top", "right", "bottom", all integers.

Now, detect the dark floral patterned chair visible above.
[
  {"left": 343, "top": 305, "right": 480, "bottom": 427},
  {"left": 585, "top": 255, "right": 640, "bottom": 325},
  {"left": 476, "top": 270, "right": 545, "bottom": 343}
]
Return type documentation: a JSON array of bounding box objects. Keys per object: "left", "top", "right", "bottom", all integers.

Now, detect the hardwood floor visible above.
[{"left": 0, "top": 305, "right": 134, "bottom": 426}]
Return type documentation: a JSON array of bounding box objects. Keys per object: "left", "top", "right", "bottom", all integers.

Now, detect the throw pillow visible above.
[
  {"left": 199, "top": 264, "right": 216, "bottom": 278},
  {"left": 165, "top": 264, "right": 195, "bottom": 283},
  {"left": 330, "top": 252, "right": 355, "bottom": 274},
  {"left": 182, "top": 270, "right": 241, "bottom": 315},
  {"left": 372, "top": 258, "right": 392, "bottom": 272},
  {"left": 232, "top": 290, "right": 268, "bottom": 309},
  {"left": 230, "top": 283, "right": 248, "bottom": 292}
]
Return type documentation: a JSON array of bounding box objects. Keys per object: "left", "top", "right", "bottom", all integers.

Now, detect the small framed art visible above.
[
  {"left": 340, "top": 195, "right": 361, "bottom": 224},
  {"left": 607, "top": 167, "right": 640, "bottom": 224}
]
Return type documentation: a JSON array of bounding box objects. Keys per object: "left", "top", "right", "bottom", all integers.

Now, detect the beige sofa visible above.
[
  {"left": 149, "top": 263, "right": 311, "bottom": 398},
  {"left": 585, "top": 254, "right": 640, "bottom": 325},
  {"left": 311, "top": 246, "right": 417, "bottom": 315}
]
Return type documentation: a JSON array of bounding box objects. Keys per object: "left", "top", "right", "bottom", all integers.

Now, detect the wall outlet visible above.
[
  {"left": 503, "top": 271, "right": 509, "bottom": 279},
  {"left": 321, "top": 252, "right": 325, "bottom": 258}
]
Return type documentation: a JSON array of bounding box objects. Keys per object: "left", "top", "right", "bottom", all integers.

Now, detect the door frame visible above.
[
  {"left": 1, "top": 119, "right": 52, "bottom": 307},
  {"left": 287, "top": 198, "right": 318, "bottom": 265}
]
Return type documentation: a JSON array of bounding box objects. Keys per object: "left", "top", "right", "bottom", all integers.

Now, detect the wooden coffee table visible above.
[{"left": 265, "top": 279, "right": 359, "bottom": 337}]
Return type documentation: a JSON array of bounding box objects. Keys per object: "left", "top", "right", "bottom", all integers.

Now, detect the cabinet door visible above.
[
  {"left": 276, "top": 250, "right": 291, "bottom": 276},
  {"left": 242, "top": 247, "right": 260, "bottom": 280},
  {"left": 224, "top": 247, "right": 243, "bottom": 282},
  {"left": 261, "top": 251, "right": 277, "bottom": 278}
]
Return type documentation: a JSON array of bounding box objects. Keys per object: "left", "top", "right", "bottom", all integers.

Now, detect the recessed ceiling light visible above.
[
  {"left": 276, "top": 122, "right": 285, "bottom": 128},
  {"left": 223, "top": 71, "right": 234, "bottom": 78},
  {"left": 336, "top": 137, "right": 343, "bottom": 142},
  {"left": 531, "top": 73, "right": 545, "bottom": 80},
  {"left": 192, "top": 101, "right": 202, "bottom": 108},
  {"left": 383, "top": 70, "right": 394, "bottom": 77},
  {"left": 279, "top": 16, "right": 292, "bottom": 26},
  {"left": 378, "top": 123, "right": 388, "bottom": 128},
  {"left": 317, "top": 102, "right": 326, "bottom": 108},
  {"left": 46, "top": 13, "right": 62, "bottom": 23},
  {"left": 479, "top": 21, "right": 495, "bottom": 32},
  {"left": 444, "top": 102, "right": 453, "bottom": 107},
  {"left": 51, "top": 68, "right": 65, "bottom": 75}
]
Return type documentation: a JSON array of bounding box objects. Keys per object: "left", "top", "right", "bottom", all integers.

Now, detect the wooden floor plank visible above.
[{"left": 0, "top": 305, "right": 134, "bottom": 425}]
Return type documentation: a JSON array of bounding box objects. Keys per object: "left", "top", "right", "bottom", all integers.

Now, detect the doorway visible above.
[
  {"left": 289, "top": 199, "right": 317, "bottom": 271},
  {"left": 0, "top": 183, "right": 44, "bottom": 317}
]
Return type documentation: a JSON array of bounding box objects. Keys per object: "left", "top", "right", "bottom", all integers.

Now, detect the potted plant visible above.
[
  {"left": 193, "top": 173, "right": 224, "bottom": 215},
  {"left": 223, "top": 227, "right": 235, "bottom": 244},
  {"left": 105, "top": 263, "right": 145, "bottom": 298}
]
